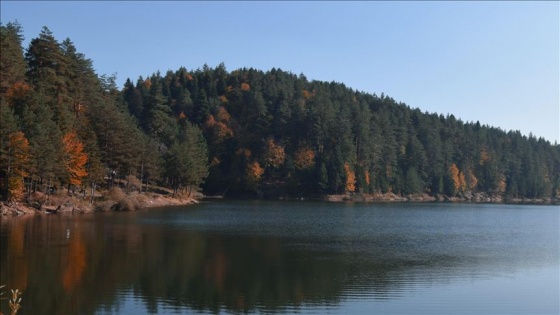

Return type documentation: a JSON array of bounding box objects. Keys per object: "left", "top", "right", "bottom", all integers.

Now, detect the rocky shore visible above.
[{"left": 324, "top": 192, "right": 560, "bottom": 204}]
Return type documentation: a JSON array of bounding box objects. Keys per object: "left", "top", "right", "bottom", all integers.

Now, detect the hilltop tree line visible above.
[{"left": 1, "top": 22, "right": 559, "bottom": 202}]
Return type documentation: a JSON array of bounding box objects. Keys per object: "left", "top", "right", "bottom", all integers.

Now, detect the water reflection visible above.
[{"left": 0, "top": 202, "right": 558, "bottom": 315}]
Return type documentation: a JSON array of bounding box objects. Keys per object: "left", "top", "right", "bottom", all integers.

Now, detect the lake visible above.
[{"left": 0, "top": 201, "right": 558, "bottom": 314}]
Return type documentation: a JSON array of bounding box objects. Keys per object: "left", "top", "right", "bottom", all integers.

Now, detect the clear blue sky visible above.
[{"left": 2, "top": 1, "right": 558, "bottom": 143}]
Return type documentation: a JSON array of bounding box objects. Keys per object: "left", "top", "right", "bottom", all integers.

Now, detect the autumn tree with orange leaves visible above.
[
  {"left": 62, "top": 131, "right": 88, "bottom": 187},
  {"left": 293, "top": 146, "right": 315, "bottom": 170},
  {"left": 5, "top": 132, "right": 31, "bottom": 201},
  {"left": 344, "top": 163, "right": 356, "bottom": 193}
]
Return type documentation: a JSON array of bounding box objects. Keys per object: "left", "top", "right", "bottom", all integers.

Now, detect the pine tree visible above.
[{"left": 0, "top": 21, "right": 27, "bottom": 96}]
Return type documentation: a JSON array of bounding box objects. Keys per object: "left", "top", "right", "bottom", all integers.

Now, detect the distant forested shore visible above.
[{"left": 1, "top": 22, "right": 559, "bottom": 212}]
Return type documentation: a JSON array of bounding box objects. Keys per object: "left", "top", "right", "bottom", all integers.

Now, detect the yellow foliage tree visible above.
[
  {"left": 62, "top": 131, "right": 88, "bottom": 186},
  {"left": 344, "top": 163, "right": 356, "bottom": 192},
  {"left": 449, "top": 163, "right": 467, "bottom": 194},
  {"left": 449, "top": 163, "right": 461, "bottom": 194}
]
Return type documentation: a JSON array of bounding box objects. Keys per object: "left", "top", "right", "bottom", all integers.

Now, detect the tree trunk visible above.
[{"left": 90, "top": 181, "right": 95, "bottom": 204}]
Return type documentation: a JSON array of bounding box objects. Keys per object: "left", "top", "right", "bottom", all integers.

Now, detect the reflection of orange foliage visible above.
[
  {"left": 293, "top": 147, "right": 315, "bottom": 170},
  {"left": 204, "top": 250, "right": 228, "bottom": 292},
  {"left": 63, "top": 131, "right": 88, "bottom": 186},
  {"left": 344, "top": 163, "right": 356, "bottom": 192},
  {"left": 8, "top": 223, "right": 28, "bottom": 290},
  {"left": 240, "top": 82, "right": 250, "bottom": 92},
  {"left": 63, "top": 233, "right": 87, "bottom": 291}
]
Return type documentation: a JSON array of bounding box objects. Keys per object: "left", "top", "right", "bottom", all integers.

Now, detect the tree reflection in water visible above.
[{"left": 1, "top": 203, "right": 557, "bottom": 315}]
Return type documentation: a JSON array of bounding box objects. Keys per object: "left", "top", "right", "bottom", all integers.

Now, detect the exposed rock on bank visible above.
[{"left": 324, "top": 192, "right": 559, "bottom": 204}]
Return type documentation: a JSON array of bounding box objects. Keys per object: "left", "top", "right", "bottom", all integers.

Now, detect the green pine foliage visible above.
[{"left": 1, "top": 22, "right": 559, "bottom": 201}]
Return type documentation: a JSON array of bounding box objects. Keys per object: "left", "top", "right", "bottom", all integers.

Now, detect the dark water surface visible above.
[{"left": 1, "top": 201, "right": 558, "bottom": 314}]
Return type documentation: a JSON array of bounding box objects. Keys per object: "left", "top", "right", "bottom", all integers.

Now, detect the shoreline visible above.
[
  {"left": 1, "top": 189, "right": 200, "bottom": 217},
  {"left": 3, "top": 191, "right": 558, "bottom": 217},
  {"left": 321, "top": 192, "right": 560, "bottom": 205}
]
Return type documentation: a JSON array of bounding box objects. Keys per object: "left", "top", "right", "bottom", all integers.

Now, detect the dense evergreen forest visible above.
[{"left": 1, "top": 23, "right": 559, "bottom": 203}]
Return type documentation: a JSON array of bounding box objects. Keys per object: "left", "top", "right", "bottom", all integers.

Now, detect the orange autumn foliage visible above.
[
  {"left": 293, "top": 147, "right": 315, "bottom": 170},
  {"left": 144, "top": 78, "right": 152, "bottom": 89},
  {"left": 7, "top": 132, "right": 31, "bottom": 201},
  {"left": 178, "top": 111, "right": 187, "bottom": 120},
  {"left": 205, "top": 115, "right": 234, "bottom": 141},
  {"left": 214, "top": 122, "right": 234, "bottom": 140},
  {"left": 467, "top": 169, "right": 478, "bottom": 191},
  {"left": 240, "top": 82, "right": 250, "bottom": 92},
  {"left": 216, "top": 106, "right": 231, "bottom": 122},
  {"left": 246, "top": 161, "right": 264, "bottom": 186},
  {"left": 204, "top": 114, "right": 217, "bottom": 128},
  {"left": 264, "top": 138, "right": 286, "bottom": 168},
  {"left": 63, "top": 131, "right": 88, "bottom": 186},
  {"left": 449, "top": 163, "right": 466, "bottom": 193},
  {"left": 5, "top": 81, "right": 31, "bottom": 101},
  {"left": 344, "top": 163, "right": 356, "bottom": 192},
  {"left": 219, "top": 95, "right": 228, "bottom": 104},
  {"left": 365, "top": 169, "right": 371, "bottom": 186}
]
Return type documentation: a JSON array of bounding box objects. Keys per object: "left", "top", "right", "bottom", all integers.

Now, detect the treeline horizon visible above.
[{"left": 1, "top": 22, "right": 559, "bottom": 201}]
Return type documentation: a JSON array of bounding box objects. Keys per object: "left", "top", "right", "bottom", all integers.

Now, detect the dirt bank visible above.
[{"left": 1, "top": 189, "right": 199, "bottom": 217}]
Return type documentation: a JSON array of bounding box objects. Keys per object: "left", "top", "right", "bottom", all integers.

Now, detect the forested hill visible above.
[{"left": 1, "top": 23, "right": 559, "bottom": 202}]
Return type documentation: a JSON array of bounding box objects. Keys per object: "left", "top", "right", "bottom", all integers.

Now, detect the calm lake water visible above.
[{"left": 0, "top": 201, "right": 558, "bottom": 314}]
